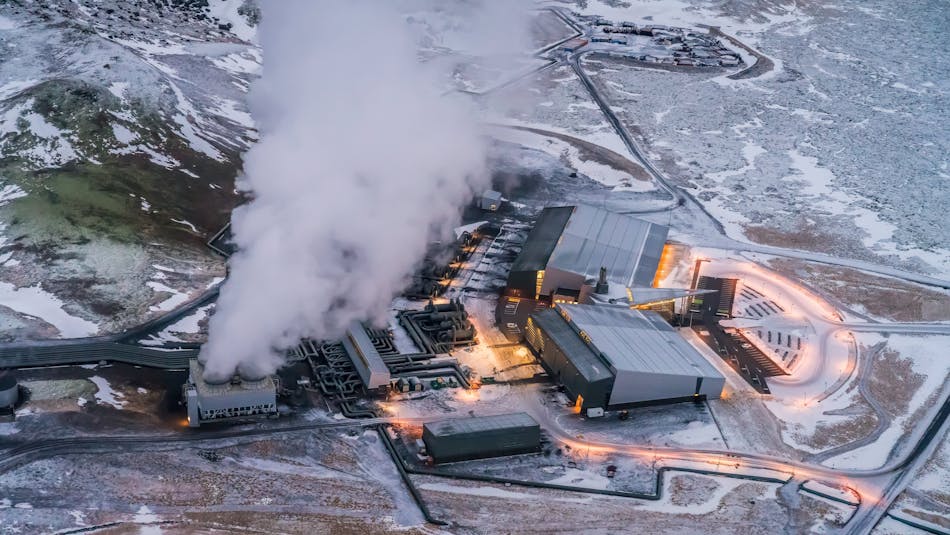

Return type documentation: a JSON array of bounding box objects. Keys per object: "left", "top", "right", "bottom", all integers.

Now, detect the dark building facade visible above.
[
  {"left": 525, "top": 308, "right": 613, "bottom": 411},
  {"left": 422, "top": 412, "right": 541, "bottom": 464}
]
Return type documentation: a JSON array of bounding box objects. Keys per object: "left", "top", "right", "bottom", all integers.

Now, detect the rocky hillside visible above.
[{"left": 0, "top": 0, "right": 260, "bottom": 340}]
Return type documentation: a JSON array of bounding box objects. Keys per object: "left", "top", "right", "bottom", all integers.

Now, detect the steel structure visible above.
[{"left": 526, "top": 304, "right": 724, "bottom": 411}]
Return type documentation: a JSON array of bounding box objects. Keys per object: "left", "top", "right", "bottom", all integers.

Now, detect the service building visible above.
[
  {"left": 343, "top": 321, "right": 391, "bottom": 391},
  {"left": 422, "top": 412, "right": 541, "bottom": 464}
]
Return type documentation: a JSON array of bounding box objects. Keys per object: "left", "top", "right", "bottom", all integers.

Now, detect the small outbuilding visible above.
[
  {"left": 343, "top": 321, "right": 391, "bottom": 391},
  {"left": 422, "top": 412, "right": 541, "bottom": 463}
]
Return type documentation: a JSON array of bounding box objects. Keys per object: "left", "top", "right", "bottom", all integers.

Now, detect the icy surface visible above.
[
  {"left": 88, "top": 376, "right": 127, "bottom": 410},
  {"left": 557, "top": 1, "right": 950, "bottom": 277},
  {"left": 0, "top": 282, "right": 98, "bottom": 337},
  {"left": 823, "top": 334, "right": 950, "bottom": 469}
]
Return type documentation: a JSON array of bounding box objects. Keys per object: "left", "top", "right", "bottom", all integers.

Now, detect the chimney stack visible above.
[{"left": 595, "top": 266, "right": 609, "bottom": 294}]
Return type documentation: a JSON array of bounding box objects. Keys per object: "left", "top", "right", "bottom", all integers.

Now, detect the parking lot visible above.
[{"left": 684, "top": 277, "right": 786, "bottom": 394}]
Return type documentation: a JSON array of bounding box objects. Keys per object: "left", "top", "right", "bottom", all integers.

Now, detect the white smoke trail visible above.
[{"left": 200, "top": 0, "right": 526, "bottom": 381}]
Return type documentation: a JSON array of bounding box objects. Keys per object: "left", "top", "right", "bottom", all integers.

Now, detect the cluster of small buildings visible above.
[{"left": 587, "top": 18, "right": 742, "bottom": 67}]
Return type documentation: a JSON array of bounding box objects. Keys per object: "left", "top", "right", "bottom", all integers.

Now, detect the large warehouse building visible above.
[
  {"left": 525, "top": 304, "right": 724, "bottom": 413},
  {"left": 505, "top": 205, "right": 669, "bottom": 302}
]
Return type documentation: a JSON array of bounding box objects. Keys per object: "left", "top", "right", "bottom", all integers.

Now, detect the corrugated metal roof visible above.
[
  {"left": 510, "top": 206, "right": 574, "bottom": 273},
  {"left": 547, "top": 205, "right": 668, "bottom": 287},
  {"left": 424, "top": 412, "right": 539, "bottom": 437},
  {"left": 531, "top": 308, "right": 614, "bottom": 383},
  {"left": 558, "top": 304, "right": 723, "bottom": 378}
]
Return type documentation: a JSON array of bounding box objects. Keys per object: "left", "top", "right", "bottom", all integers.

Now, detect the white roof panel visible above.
[
  {"left": 558, "top": 304, "right": 723, "bottom": 379},
  {"left": 547, "top": 205, "right": 668, "bottom": 288}
]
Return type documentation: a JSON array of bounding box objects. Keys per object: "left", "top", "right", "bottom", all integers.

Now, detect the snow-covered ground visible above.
[
  {"left": 823, "top": 334, "right": 949, "bottom": 470},
  {"left": 88, "top": 375, "right": 126, "bottom": 410},
  {"left": 0, "top": 281, "right": 98, "bottom": 337},
  {"left": 559, "top": 1, "right": 949, "bottom": 278},
  {"left": 489, "top": 125, "right": 656, "bottom": 191}
]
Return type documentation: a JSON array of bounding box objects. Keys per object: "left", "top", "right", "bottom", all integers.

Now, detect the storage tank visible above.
[{"left": 0, "top": 370, "right": 18, "bottom": 408}]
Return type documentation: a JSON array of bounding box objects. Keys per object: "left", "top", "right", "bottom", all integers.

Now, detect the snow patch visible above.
[
  {"left": 108, "top": 82, "right": 129, "bottom": 101},
  {"left": 0, "top": 184, "right": 27, "bottom": 205},
  {"left": 0, "top": 282, "right": 99, "bottom": 337},
  {"left": 146, "top": 281, "right": 190, "bottom": 312},
  {"left": 170, "top": 218, "right": 198, "bottom": 233},
  {"left": 0, "top": 79, "right": 37, "bottom": 100},
  {"left": 89, "top": 376, "right": 126, "bottom": 409},
  {"left": 418, "top": 482, "right": 592, "bottom": 503},
  {"left": 0, "top": 15, "right": 16, "bottom": 30},
  {"left": 111, "top": 123, "right": 138, "bottom": 144},
  {"left": 207, "top": 0, "right": 258, "bottom": 43},
  {"left": 548, "top": 468, "right": 611, "bottom": 490}
]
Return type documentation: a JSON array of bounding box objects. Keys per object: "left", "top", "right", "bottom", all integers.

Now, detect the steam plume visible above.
[{"left": 199, "top": 0, "right": 520, "bottom": 381}]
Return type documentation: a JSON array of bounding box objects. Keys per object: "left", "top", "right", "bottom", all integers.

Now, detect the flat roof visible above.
[
  {"left": 547, "top": 205, "right": 669, "bottom": 288},
  {"left": 343, "top": 321, "right": 390, "bottom": 388},
  {"left": 557, "top": 304, "right": 723, "bottom": 379},
  {"left": 531, "top": 308, "right": 614, "bottom": 383},
  {"left": 510, "top": 206, "right": 574, "bottom": 273},
  {"left": 424, "top": 412, "right": 539, "bottom": 437}
]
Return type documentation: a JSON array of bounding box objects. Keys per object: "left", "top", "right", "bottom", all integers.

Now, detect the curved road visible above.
[
  {"left": 539, "top": 11, "right": 950, "bottom": 533},
  {"left": 806, "top": 343, "right": 891, "bottom": 464},
  {"left": 1, "top": 8, "right": 946, "bottom": 534}
]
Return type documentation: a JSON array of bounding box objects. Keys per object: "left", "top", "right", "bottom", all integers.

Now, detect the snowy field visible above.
[{"left": 566, "top": 0, "right": 949, "bottom": 278}]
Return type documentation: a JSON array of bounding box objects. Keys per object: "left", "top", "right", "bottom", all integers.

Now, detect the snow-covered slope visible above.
[{"left": 0, "top": 0, "right": 260, "bottom": 339}]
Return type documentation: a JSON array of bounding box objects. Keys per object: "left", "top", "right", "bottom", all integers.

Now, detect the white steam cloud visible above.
[{"left": 200, "top": 0, "right": 527, "bottom": 381}]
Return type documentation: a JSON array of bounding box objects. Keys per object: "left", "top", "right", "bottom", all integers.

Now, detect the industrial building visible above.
[
  {"left": 342, "top": 321, "right": 391, "bottom": 391},
  {"left": 525, "top": 304, "right": 724, "bottom": 414},
  {"left": 184, "top": 360, "right": 278, "bottom": 427},
  {"left": 422, "top": 412, "right": 541, "bottom": 464},
  {"left": 505, "top": 205, "right": 669, "bottom": 303}
]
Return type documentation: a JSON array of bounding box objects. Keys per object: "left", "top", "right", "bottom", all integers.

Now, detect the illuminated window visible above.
[
  {"left": 535, "top": 270, "right": 545, "bottom": 299},
  {"left": 578, "top": 330, "right": 592, "bottom": 345},
  {"left": 558, "top": 308, "right": 571, "bottom": 323}
]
